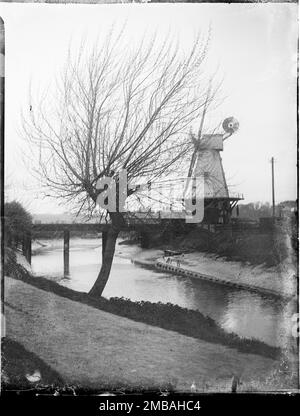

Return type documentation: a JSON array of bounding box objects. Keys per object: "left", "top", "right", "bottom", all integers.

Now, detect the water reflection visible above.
[{"left": 31, "top": 238, "right": 293, "bottom": 348}]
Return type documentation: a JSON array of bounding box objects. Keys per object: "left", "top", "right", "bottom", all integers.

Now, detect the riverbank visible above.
[
  {"left": 130, "top": 247, "right": 296, "bottom": 301},
  {"left": 5, "top": 275, "right": 294, "bottom": 392},
  {"left": 21, "top": 239, "right": 297, "bottom": 351},
  {"left": 31, "top": 236, "right": 297, "bottom": 300},
  {"left": 5, "top": 255, "right": 281, "bottom": 359}
]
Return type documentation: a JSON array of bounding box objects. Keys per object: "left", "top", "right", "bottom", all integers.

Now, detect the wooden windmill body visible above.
[{"left": 187, "top": 119, "right": 243, "bottom": 225}]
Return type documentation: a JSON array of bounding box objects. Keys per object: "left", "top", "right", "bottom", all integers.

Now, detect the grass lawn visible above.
[{"left": 5, "top": 276, "right": 293, "bottom": 393}]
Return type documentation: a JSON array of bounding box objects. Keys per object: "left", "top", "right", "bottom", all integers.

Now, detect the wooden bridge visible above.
[
  {"left": 22, "top": 212, "right": 189, "bottom": 274},
  {"left": 23, "top": 200, "right": 245, "bottom": 276}
]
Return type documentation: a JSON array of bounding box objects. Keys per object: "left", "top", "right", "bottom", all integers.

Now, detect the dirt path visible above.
[{"left": 5, "top": 276, "right": 278, "bottom": 392}]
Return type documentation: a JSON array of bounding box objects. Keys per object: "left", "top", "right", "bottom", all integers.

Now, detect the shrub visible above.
[{"left": 4, "top": 201, "right": 32, "bottom": 248}]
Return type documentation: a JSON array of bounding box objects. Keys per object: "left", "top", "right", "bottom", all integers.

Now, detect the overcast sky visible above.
[{"left": 0, "top": 2, "right": 297, "bottom": 214}]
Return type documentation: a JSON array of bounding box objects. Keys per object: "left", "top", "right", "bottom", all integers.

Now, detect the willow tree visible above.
[{"left": 23, "top": 29, "right": 218, "bottom": 297}]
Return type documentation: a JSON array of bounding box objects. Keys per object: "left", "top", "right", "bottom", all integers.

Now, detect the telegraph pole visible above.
[{"left": 271, "top": 157, "right": 275, "bottom": 218}]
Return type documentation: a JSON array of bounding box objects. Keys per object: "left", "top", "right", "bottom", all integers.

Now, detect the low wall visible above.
[{"left": 155, "top": 260, "right": 291, "bottom": 301}]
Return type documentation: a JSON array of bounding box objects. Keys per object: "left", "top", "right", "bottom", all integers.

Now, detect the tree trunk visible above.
[{"left": 88, "top": 226, "right": 119, "bottom": 298}]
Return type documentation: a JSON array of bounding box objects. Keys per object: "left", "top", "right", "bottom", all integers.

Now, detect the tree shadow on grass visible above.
[{"left": 1, "top": 337, "right": 64, "bottom": 391}]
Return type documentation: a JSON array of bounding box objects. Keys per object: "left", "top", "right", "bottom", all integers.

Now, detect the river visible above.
[{"left": 31, "top": 237, "right": 293, "bottom": 349}]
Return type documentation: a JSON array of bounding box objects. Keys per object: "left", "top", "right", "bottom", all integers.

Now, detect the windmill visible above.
[{"left": 185, "top": 116, "right": 242, "bottom": 225}]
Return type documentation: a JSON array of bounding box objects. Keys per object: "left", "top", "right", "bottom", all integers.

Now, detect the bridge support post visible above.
[
  {"left": 63, "top": 229, "right": 70, "bottom": 276},
  {"left": 22, "top": 231, "right": 32, "bottom": 265},
  {"left": 140, "top": 232, "right": 150, "bottom": 249},
  {"left": 102, "top": 231, "right": 108, "bottom": 258}
]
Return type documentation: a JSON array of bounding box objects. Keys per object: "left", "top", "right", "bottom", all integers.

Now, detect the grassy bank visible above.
[
  {"left": 126, "top": 220, "right": 297, "bottom": 268},
  {"left": 5, "top": 249, "right": 281, "bottom": 361},
  {"left": 185, "top": 230, "right": 291, "bottom": 267},
  {"left": 8, "top": 276, "right": 287, "bottom": 392}
]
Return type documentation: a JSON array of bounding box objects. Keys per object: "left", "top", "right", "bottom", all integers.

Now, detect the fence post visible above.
[{"left": 63, "top": 229, "right": 70, "bottom": 276}]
